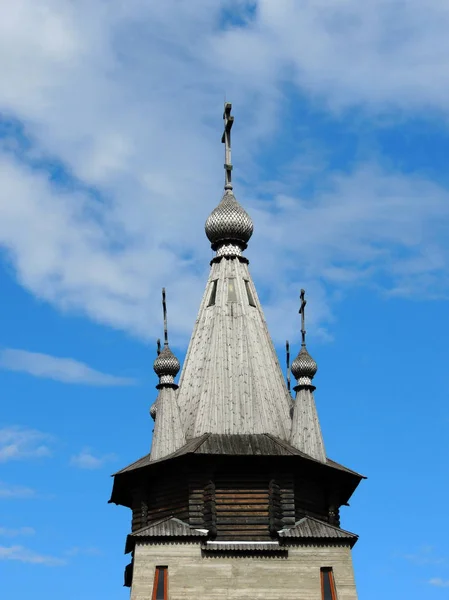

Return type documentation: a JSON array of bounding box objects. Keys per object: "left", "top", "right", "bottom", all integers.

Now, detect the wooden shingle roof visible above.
[
  {"left": 278, "top": 516, "right": 358, "bottom": 547},
  {"left": 125, "top": 517, "right": 207, "bottom": 553},
  {"left": 113, "top": 433, "right": 364, "bottom": 478}
]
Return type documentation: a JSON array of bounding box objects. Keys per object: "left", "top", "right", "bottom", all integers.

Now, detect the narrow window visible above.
[
  {"left": 227, "top": 278, "right": 237, "bottom": 302},
  {"left": 244, "top": 280, "right": 256, "bottom": 307},
  {"left": 152, "top": 566, "right": 168, "bottom": 600},
  {"left": 208, "top": 280, "right": 218, "bottom": 306},
  {"left": 321, "top": 567, "right": 337, "bottom": 600}
]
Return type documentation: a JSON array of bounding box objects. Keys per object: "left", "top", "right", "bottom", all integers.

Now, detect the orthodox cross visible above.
[
  {"left": 299, "top": 289, "right": 307, "bottom": 346},
  {"left": 162, "top": 287, "right": 169, "bottom": 346},
  {"left": 221, "top": 102, "right": 234, "bottom": 188}
]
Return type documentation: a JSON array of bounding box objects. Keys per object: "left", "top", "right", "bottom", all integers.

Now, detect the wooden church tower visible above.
[{"left": 110, "top": 104, "right": 364, "bottom": 600}]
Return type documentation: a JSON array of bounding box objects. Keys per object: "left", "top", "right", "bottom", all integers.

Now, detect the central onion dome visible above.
[
  {"left": 291, "top": 346, "right": 318, "bottom": 388},
  {"left": 153, "top": 345, "right": 180, "bottom": 384},
  {"left": 205, "top": 185, "right": 253, "bottom": 251}
]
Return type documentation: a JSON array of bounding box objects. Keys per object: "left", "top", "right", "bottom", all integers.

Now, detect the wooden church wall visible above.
[
  {"left": 131, "top": 475, "right": 189, "bottom": 532},
  {"left": 214, "top": 471, "right": 271, "bottom": 540},
  {"left": 129, "top": 460, "right": 340, "bottom": 535}
]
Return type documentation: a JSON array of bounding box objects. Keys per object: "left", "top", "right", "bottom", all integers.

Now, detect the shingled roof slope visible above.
[
  {"left": 278, "top": 516, "right": 358, "bottom": 547},
  {"left": 113, "top": 433, "right": 365, "bottom": 478},
  {"left": 125, "top": 517, "right": 208, "bottom": 553}
]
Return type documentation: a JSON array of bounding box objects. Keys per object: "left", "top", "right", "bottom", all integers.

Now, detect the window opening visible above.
[
  {"left": 208, "top": 280, "right": 218, "bottom": 306},
  {"left": 152, "top": 566, "right": 168, "bottom": 600},
  {"left": 244, "top": 280, "right": 256, "bottom": 307},
  {"left": 321, "top": 567, "right": 337, "bottom": 600},
  {"left": 227, "top": 278, "right": 238, "bottom": 302}
]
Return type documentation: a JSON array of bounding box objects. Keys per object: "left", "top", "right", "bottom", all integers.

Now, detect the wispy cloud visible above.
[
  {"left": 70, "top": 448, "right": 116, "bottom": 470},
  {"left": 0, "top": 545, "right": 66, "bottom": 566},
  {"left": 215, "top": 1, "right": 449, "bottom": 113},
  {"left": 402, "top": 545, "right": 447, "bottom": 567},
  {"left": 1, "top": 1, "right": 449, "bottom": 343},
  {"left": 0, "top": 426, "right": 52, "bottom": 463},
  {"left": 0, "top": 482, "right": 36, "bottom": 499},
  {"left": 0, "top": 349, "right": 136, "bottom": 386},
  {"left": 0, "top": 527, "right": 35, "bottom": 537},
  {"left": 429, "top": 578, "right": 449, "bottom": 588}
]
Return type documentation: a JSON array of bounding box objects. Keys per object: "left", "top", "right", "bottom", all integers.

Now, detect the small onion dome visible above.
[
  {"left": 291, "top": 346, "right": 317, "bottom": 386},
  {"left": 149, "top": 401, "right": 157, "bottom": 420},
  {"left": 205, "top": 188, "right": 253, "bottom": 250},
  {"left": 153, "top": 345, "right": 180, "bottom": 379}
]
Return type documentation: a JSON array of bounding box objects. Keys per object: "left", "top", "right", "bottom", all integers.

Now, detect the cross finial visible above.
[
  {"left": 221, "top": 102, "right": 234, "bottom": 190},
  {"left": 162, "top": 288, "right": 168, "bottom": 346},
  {"left": 299, "top": 289, "right": 307, "bottom": 346}
]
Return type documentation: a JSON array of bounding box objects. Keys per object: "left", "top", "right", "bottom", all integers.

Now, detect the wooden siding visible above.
[
  {"left": 215, "top": 473, "right": 270, "bottom": 540},
  {"left": 132, "top": 477, "right": 189, "bottom": 532}
]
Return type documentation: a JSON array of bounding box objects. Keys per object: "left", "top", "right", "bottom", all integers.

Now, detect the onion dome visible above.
[
  {"left": 205, "top": 186, "right": 253, "bottom": 253},
  {"left": 153, "top": 345, "right": 180, "bottom": 385},
  {"left": 149, "top": 401, "right": 157, "bottom": 421},
  {"left": 291, "top": 346, "right": 317, "bottom": 388}
]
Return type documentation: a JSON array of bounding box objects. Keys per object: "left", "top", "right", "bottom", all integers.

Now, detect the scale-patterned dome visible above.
[
  {"left": 149, "top": 401, "right": 157, "bottom": 420},
  {"left": 205, "top": 188, "right": 253, "bottom": 249},
  {"left": 153, "top": 345, "right": 180, "bottom": 378},
  {"left": 291, "top": 346, "right": 317, "bottom": 383}
]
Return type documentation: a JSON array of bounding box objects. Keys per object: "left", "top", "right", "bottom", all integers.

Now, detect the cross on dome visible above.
[
  {"left": 153, "top": 288, "right": 180, "bottom": 385},
  {"left": 291, "top": 289, "right": 317, "bottom": 388},
  {"left": 299, "top": 289, "right": 307, "bottom": 347},
  {"left": 205, "top": 103, "right": 253, "bottom": 256},
  {"left": 222, "top": 102, "right": 234, "bottom": 190}
]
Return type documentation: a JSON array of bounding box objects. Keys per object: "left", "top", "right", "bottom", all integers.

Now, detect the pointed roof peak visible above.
[
  {"left": 205, "top": 103, "right": 253, "bottom": 257},
  {"left": 176, "top": 257, "right": 292, "bottom": 440}
]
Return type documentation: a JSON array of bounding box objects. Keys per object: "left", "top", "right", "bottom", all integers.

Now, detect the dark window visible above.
[
  {"left": 227, "top": 278, "right": 237, "bottom": 302},
  {"left": 321, "top": 567, "right": 337, "bottom": 600},
  {"left": 152, "top": 566, "right": 168, "bottom": 600},
  {"left": 244, "top": 280, "right": 256, "bottom": 307},
  {"left": 208, "top": 280, "right": 218, "bottom": 306}
]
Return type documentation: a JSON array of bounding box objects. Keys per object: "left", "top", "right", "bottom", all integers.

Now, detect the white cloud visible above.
[
  {"left": 0, "top": 482, "right": 36, "bottom": 499},
  {"left": 214, "top": 0, "right": 449, "bottom": 113},
  {"left": 1, "top": 1, "right": 449, "bottom": 344},
  {"left": 70, "top": 448, "right": 116, "bottom": 470},
  {"left": 0, "top": 545, "right": 66, "bottom": 566},
  {"left": 402, "top": 545, "right": 446, "bottom": 567},
  {"left": 0, "top": 426, "right": 52, "bottom": 463},
  {"left": 429, "top": 578, "right": 449, "bottom": 588},
  {"left": 0, "top": 527, "right": 35, "bottom": 537},
  {"left": 0, "top": 349, "right": 136, "bottom": 386}
]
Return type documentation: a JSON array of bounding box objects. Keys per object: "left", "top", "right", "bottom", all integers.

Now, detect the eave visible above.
[{"left": 109, "top": 433, "right": 365, "bottom": 508}]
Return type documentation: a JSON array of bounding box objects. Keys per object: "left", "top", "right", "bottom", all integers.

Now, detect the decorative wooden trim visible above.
[
  {"left": 269, "top": 478, "right": 282, "bottom": 535},
  {"left": 204, "top": 480, "right": 217, "bottom": 538},
  {"left": 279, "top": 475, "right": 295, "bottom": 528},
  {"left": 327, "top": 504, "right": 340, "bottom": 527}
]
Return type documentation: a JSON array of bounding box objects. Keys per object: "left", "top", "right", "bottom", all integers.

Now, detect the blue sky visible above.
[{"left": 1, "top": 1, "right": 449, "bottom": 598}]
